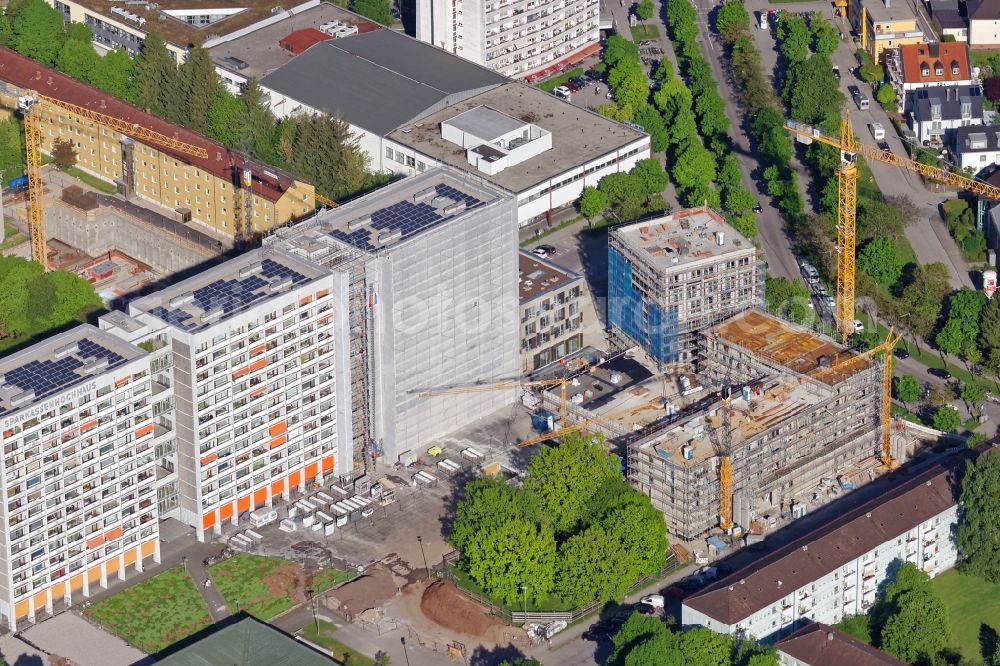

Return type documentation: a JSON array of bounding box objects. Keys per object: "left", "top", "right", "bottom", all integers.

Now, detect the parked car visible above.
[
  {"left": 853, "top": 319, "right": 864, "bottom": 333},
  {"left": 928, "top": 367, "right": 952, "bottom": 379},
  {"left": 877, "top": 140, "right": 891, "bottom": 152},
  {"left": 640, "top": 594, "right": 665, "bottom": 608},
  {"left": 832, "top": 65, "right": 841, "bottom": 79},
  {"left": 752, "top": 204, "right": 763, "bottom": 214},
  {"left": 531, "top": 244, "right": 556, "bottom": 258},
  {"left": 893, "top": 347, "right": 910, "bottom": 359},
  {"left": 848, "top": 85, "right": 860, "bottom": 97},
  {"left": 583, "top": 626, "right": 615, "bottom": 642},
  {"left": 635, "top": 603, "right": 659, "bottom": 615}
]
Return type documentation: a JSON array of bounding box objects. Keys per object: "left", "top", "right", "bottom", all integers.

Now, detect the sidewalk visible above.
[{"left": 188, "top": 557, "right": 230, "bottom": 622}]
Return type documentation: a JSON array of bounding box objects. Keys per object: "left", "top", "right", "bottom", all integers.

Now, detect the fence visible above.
[{"left": 440, "top": 551, "right": 686, "bottom": 626}]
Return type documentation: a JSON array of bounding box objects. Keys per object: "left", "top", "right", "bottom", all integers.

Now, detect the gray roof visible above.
[
  {"left": 448, "top": 106, "right": 526, "bottom": 140},
  {"left": 954, "top": 123, "right": 1000, "bottom": 154},
  {"left": 910, "top": 85, "right": 984, "bottom": 122},
  {"left": 157, "top": 617, "right": 337, "bottom": 665},
  {"left": 970, "top": 0, "right": 1000, "bottom": 20},
  {"left": 778, "top": 624, "right": 907, "bottom": 666},
  {"left": 260, "top": 29, "right": 507, "bottom": 135}
]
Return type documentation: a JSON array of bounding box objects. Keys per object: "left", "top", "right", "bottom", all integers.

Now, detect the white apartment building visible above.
[
  {"left": 0, "top": 325, "right": 161, "bottom": 630},
  {"left": 953, "top": 124, "right": 1000, "bottom": 173},
  {"left": 907, "top": 85, "right": 985, "bottom": 145},
  {"left": 414, "top": 0, "right": 600, "bottom": 79},
  {"left": 968, "top": 0, "right": 1000, "bottom": 48},
  {"left": 127, "top": 248, "right": 353, "bottom": 542},
  {"left": 681, "top": 460, "right": 961, "bottom": 641}
]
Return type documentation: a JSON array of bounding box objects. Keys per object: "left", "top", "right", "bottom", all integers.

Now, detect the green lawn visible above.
[
  {"left": 0, "top": 221, "right": 25, "bottom": 251},
  {"left": 63, "top": 166, "right": 118, "bottom": 194},
  {"left": 313, "top": 567, "right": 356, "bottom": 594},
  {"left": 299, "top": 620, "right": 376, "bottom": 666},
  {"left": 519, "top": 214, "right": 586, "bottom": 247},
  {"left": 535, "top": 67, "right": 585, "bottom": 93},
  {"left": 84, "top": 566, "right": 212, "bottom": 654},
  {"left": 931, "top": 569, "right": 1000, "bottom": 663},
  {"left": 209, "top": 554, "right": 299, "bottom": 620},
  {"left": 631, "top": 24, "right": 660, "bottom": 41}
]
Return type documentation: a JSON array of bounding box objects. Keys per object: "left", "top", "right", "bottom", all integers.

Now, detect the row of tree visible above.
[
  {"left": 1, "top": 0, "right": 382, "bottom": 200},
  {"left": 450, "top": 433, "right": 668, "bottom": 608},
  {"left": 609, "top": 614, "right": 776, "bottom": 666},
  {"left": 579, "top": 158, "right": 669, "bottom": 223}
]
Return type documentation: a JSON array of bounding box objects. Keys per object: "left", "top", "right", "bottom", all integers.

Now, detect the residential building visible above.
[
  {"left": 256, "top": 29, "right": 650, "bottom": 226},
  {"left": 968, "top": 0, "right": 1000, "bottom": 49},
  {"left": 953, "top": 124, "right": 1000, "bottom": 172},
  {"left": 46, "top": 0, "right": 336, "bottom": 60},
  {"left": 680, "top": 455, "right": 964, "bottom": 641},
  {"left": 906, "top": 85, "right": 984, "bottom": 145},
  {"left": 849, "top": 0, "right": 924, "bottom": 62},
  {"left": 607, "top": 207, "right": 762, "bottom": 366},
  {"left": 414, "top": 0, "right": 601, "bottom": 79},
  {"left": 518, "top": 251, "right": 584, "bottom": 372},
  {"left": 886, "top": 42, "right": 972, "bottom": 110},
  {"left": 929, "top": 0, "right": 968, "bottom": 43},
  {"left": 0, "top": 325, "right": 162, "bottom": 630},
  {"left": 628, "top": 309, "right": 882, "bottom": 539},
  {"left": 268, "top": 168, "right": 519, "bottom": 466},
  {"left": 125, "top": 248, "right": 352, "bottom": 542},
  {"left": 0, "top": 48, "right": 315, "bottom": 242},
  {"left": 777, "top": 623, "right": 907, "bottom": 666}
]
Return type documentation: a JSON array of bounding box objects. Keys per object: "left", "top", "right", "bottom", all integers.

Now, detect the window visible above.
[{"left": 385, "top": 146, "right": 393, "bottom": 159}]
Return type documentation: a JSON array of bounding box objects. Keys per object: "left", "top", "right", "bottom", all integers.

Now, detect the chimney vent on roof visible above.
[
  {"left": 740, "top": 579, "right": 745, "bottom": 585},
  {"left": 46, "top": 76, "right": 52, "bottom": 86},
  {"left": 866, "top": 512, "right": 872, "bottom": 518},
  {"left": 728, "top": 585, "right": 734, "bottom": 591},
  {"left": 777, "top": 580, "right": 783, "bottom": 587},
  {"left": 802, "top": 545, "right": 808, "bottom": 551},
  {"left": 926, "top": 479, "right": 932, "bottom": 486},
  {"left": 827, "top": 632, "right": 834, "bottom": 641}
]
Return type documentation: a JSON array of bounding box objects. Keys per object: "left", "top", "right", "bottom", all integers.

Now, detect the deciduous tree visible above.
[
  {"left": 51, "top": 138, "right": 76, "bottom": 169},
  {"left": 555, "top": 525, "right": 629, "bottom": 605},
  {"left": 635, "top": 0, "right": 654, "bottom": 21},
  {"left": 880, "top": 588, "right": 950, "bottom": 663},
  {"left": 932, "top": 405, "right": 960, "bottom": 432},
  {"left": 857, "top": 237, "right": 903, "bottom": 287},
  {"left": 89, "top": 49, "right": 135, "bottom": 103},
  {"left": 579, "top": 185, "right": 609, "bottom": 220},
  {"left": 785, "top": 54, "right": 844, "bottom": 124},
  {"left": 809, "top": 12, "right": 839, "bottom": 55},
  {"left": 55, "top": 37, "right": 99, "bottom": 84},
  {"left": 353, "top": 0, "right": 394, "bottom": 24},
  {"left": 957, "top": 449, "right": 1000, "bottom": 582},
  {"left": 894, "top": 375, "right": 921, "bottom": 405},
  {"left": 876, "top": 83, "right": 897, "bottom": 111},
  {"left": 464, "top": 518, "right": 556, "bottom": 606},
  {"left": 936, "top": 288, "right": 987, "bottom": 357},
  {"left": 776, "top": 14, "right": 810, "bottom": 63},
  {"left": 860, "top": 60, "right": 886, "bottom": 84},
  {"left": 449, "top": 475, "right": 540, "bottom": 553},
  {"left": 11, "top": 0, "right": 64, "bottom": 65},
  {"left": 715, "top": 0, "right": 750, "bottom": 44},
  {"left": 631, "top": 158, "right": 669, "bottom": 196},
  {"left": 671, "top": 140, "right": 716, "bottom": 189}
]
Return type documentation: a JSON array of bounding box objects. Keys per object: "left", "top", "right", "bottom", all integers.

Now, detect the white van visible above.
[
  {"left": 759, "top": 11, "right": 768, "bottom": 29},
  {"left": 870, "top": 122, "right": 885, "bottom": 140},
  {"left": 855, "top": 91, "right": 870, "bottom": 110},
  {"left": 553, "top": 86, "right": 571, "bottom": 101},
  {"left": 249, "top": 507, "right": 277, "bottom": 528}
]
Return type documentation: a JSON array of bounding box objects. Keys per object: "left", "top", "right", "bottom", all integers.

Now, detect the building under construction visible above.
[
  {"left": 627, "top": 309, "right": 883, "bottom": 540},
  {"left": 266, "top": 168, "right": 519, "bottom": 472}
]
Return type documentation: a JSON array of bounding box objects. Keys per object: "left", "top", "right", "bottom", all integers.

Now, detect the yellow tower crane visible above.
[
  {"left": 784, "top": 114, "right": 1000, "bottom": 341},
  {"left": 17, "top": 92, "right": 209, "bottom": 271},
  {"left": 512, "top": 396, "right": 667, "bottom": 448},
  {"left": 813, "top": 328, "right": 903, "bottom": 467}
]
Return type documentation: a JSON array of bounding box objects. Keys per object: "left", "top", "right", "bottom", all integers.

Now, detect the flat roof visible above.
[
  {"left": 448, "top": 106, "right": 526, "bottom": 140},
  {"left": 611, "top": 208, "right": 753, "bottom": 270},
  {"left": 276, "top": 169, "right": 504, "bottom": 256},
  {"left": 386, "top": 82, "right": 648, "bottom": 193},
  {"left": 683, "top": 453, "right": 969, "bottom": 625},
  {"left": 778, "top": 623, "right": 907, "bottom": 666},
  {"left": 711, "top": 310, "right": 872, "bottom": 386},
  {"left": 209, "top": 3, "right": 378, "bottom": 81},
  {"left": 0, "top": 325, "right": 142, "bottom": 418},
  {"left": 861, "top": 0, "right": 920, "bottom": 24},
  {"left": 130, "top": 248, "right": 329, "bottom": 332},
  {"left": 519, "top": 251, "right": 581, "bottom": 302},
  {"left": 260, "top": 29, "right": 507, "bottom": 136},
  {"left": 635, "top": 375, "right": 829, "bottom": 464},
  {"left": 158, "top": 616, "right": 337, "bottom": 665}
]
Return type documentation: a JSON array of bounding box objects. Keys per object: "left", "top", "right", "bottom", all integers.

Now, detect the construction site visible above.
[{"left": 626, "top": 309, "right": 889, "bottom": 541}]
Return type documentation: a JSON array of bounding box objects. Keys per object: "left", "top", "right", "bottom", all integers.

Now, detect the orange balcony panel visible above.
[
  {"left": 269, "top": 421, "right": 287, "bottom": 437},
  {"left": 299, "top": 295, "right": 313, "bottom": 306},
  {"left": 87, "top": 563, "right": 103, "bottom": 583},
  {"left": 322, "top": 456, "right": 335, "bottom": 472},
  {"left": 305, "top": 462, "right": 320, "bottom": 480},
  {"left": 80, "top": 420, "right": 98, "bottom": 432},
  {"left": 14, "top": 600, "right": 29, "bottom": 619},
  {"left": 251, "top": 386, "right": 267, "bottom": 398},
  {"left": 115, "top": 376, "right": 130, "bottom": 387},
  {"left": 135, "top": 424, "right": 154, "bottom": 438},
  {"left": 249, "top": 344, "right": 267, "bottom": 357},
  {"left": 69, "top": 573, "right": 85, "bottom": 592},
  {"left": 141, "top": 539, "right": 157, "bottom": 557},
  {"left": 288, "top": 469, "right": 303, "bottom": 487},
  {"left": 86, "top": 535, "right": 105, "bottom": 550},
  {"left": 316, "top": 289, "right": 329, "bottom": 299},
  {"left": 237, "top": 496, "right": 251, "bottom": 513},
  {"left": 203, "top": 512, "right": 216, "bottom": 530},
  {"left": 200, "top": 453, "right": 218, "bottom": 466},
  {"left": 104, "top": 526, "right": 124, "bottom": 542},
  {"left": 219, "top": 503, "right": 234, "bottom": 522},
  {"left": 123, "top": 547, "right": 138, "bottom": 567},
  {"left": 270, "top": 435, "right": 287, "bottom": 449},
  {"left": 253, "top": 487, "right": 268, "bottom": 507},
  {"left": 319, "top": 315, "right": 333, "bottom": 325},
  {"left": 271, "top": 478, "right": 286, "bottom": 497},
  {"left": 248, "top": 358, "right": 268, "bottom": 372}
]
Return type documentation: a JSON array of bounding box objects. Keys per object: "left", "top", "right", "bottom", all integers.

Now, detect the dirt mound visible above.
[
  {"left": 262, "top": 563, "right": 305, "bottom": 604},
  {"left": 330, "top": 565, "right": 398, "bottom": 614},
  {"left": 419, "top": 579, "right": 497, "bottom": 637}
]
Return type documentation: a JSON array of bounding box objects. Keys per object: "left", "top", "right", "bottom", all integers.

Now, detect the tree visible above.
[
  {"left": 464, "top": 518, "right": 556, "bottom": 606},
  {"left": 599, "top": 172, "right": 646, "bottom": 209},
  {"left": 55, "top": 34, "right": 99, "bottom": 82},
  {"left": 353, "top": 0, "right": 394, "bottom": 24},
  {"left": 671, "top": 140, "right": 716, "bottom": 190},
  {"left": 579, "top": 186, "right": 609, "bottom": 220},
  {"left": 555, "top": 525, "right": 630, "bottom": 605},
  {"left": 523, "top": 432, "right": 620, "bottom": 534},
  {"left": 678, "top": 627, "right": 734, "bottom": 666},
  {"left": 206, "top": 89, "right": 244, "bottom": 147},
  {"left": 876, "top": 83, "right": 897, "bottom": 112},
  {"left": 177, "top": 45, "right": 221, "bottom": 133},
  {"left": 51, "top": 138, "right": 77, "bottom": 170},
  {"left": 633, "top": 104, "right": 668, "bottom": 152},
  {"left": 901, "top": 263, "right": 951, "bottom": 341},
  {"left": 809, "top": 12, "right": 839, "bottom": 55},
  {"left": 751, "top": 107, "right": 793, "bottom": 164},
  {"left": 785, "top": 54, "right": 844, "bottom": 124},
  {"left": 631, "top": 158, "right": 669, "bottom": 196},
  {"left": 724, "top": 186, "right": 757, "bottom": 215},
  {"left": 776, "top": 14, "right": 810, "bottom": 63},
  {"left": 134, "top": 31, "right": 178, "bottom": 118},
  {"left": 0, "top": 14, "right": 14, "bottom": 47},
  {"left": 981, "top": 292, "right": 1000, "bottom": 355},
  {"left": 609, "top": 614, "right": 672, "bottom": 666},
  {"left": 837, "top": 615, "right": 873, "bottom": 644},
  {"left": 932, "top": 405, "right": 960, "bottom": 432},
  {"left": 693, "top": 87, "right": 730, "bottom": 140},
  {"left": 11, "top": 0, "right": 64, "bottom": 65},
  {"left": 89, "top": 49, "right": 135, "bottom": 102},
  {"left": 957, "top": 450, "right": 1000, "bottom": 582},
  {"left": 880, "top": 588, "right": 950, "bottom": 663},
  {"left": 636, "top": 0, "right": 654, "bottom": 21},
  {"left": 961, "top": 381, "right": 985, "bottom": 413},
  {"left": 665, "top": 0, "right": 698, "bottom": 44},
  {"left": 654, "top": 59, "right": 674, "bottom": 82},
  {"left": 715, "top": 0, "right": 750, "bottom": 44},
  {"left": 860, "top": 60, "right": 886, "bottom": 84},
  {"left": 0, "top": 117, "right": 25, "bottom": 183},
  {"left": 598, "top": 483, "right": 668, "bottom": 579},
  {"left": 857, "top": 237, "right": 903, "bottom": 287},
  {"left": 449, "top": 475, "right": 540, "bottom": 553},
  {"left": 895, "top": 375, "right": 921, "bottom": 405},
  {"left": 286, "top": 113, "right": 369, "bottom": 199}
]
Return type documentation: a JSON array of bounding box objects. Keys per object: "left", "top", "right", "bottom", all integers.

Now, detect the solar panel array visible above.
[
  {"left": 328, "top": 184, "right": 483, "bottom": 252},
  {"left": 0, "top": 338, "right": 127, "bottom": 417},
  {"left": 148, "top": 259, "right": 311, "bottom": 332}
]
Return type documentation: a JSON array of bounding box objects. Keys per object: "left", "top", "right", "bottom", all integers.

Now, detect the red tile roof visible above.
[
  {"left": 777, "top": 624, "right": 907, "bottom": 666},
  {"left": 0, "top": 47, "right": 301, "bottom": 203},
  {"left": 279, "top": 28, "right": 333, "bottom": 55},
  {"left": 682, "top": 458, "right": 965, "bottom": 625},
  {"left": 899, "top": 42, "right": 971, "bottom": 84}
]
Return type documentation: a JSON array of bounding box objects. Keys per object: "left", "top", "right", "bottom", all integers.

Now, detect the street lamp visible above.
[
  {"left": 416, "top": 536, "right": 430, "bottom": 580},
  {"left": 400, "top": 637, "right": 411, "bottom": 666},
  {"left": 520, "top": 584, "right": 529, "bottom": 617}
]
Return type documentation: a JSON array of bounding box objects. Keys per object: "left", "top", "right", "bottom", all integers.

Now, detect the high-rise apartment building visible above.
[
  {"left": 414, "top": 0, "right": 600, "bottom": 78},
  {"left": 0, "top": 326, "right": 161, "bottom": 630},
  {"left": 125, "top": 248, "right": 353, "bottom": 542}
]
